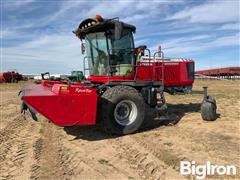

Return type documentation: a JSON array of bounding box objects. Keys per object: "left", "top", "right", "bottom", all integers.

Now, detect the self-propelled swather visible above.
[{"left": 19, "top": 15, "right": 217, "bottom": 135}]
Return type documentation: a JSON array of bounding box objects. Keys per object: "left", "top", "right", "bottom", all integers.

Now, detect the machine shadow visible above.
[
  {"left": 140, "top": 103, "right": 201, "bottom": 132},
  {"left": 63, "top": 103, "right": 203, "bottom": 141}
]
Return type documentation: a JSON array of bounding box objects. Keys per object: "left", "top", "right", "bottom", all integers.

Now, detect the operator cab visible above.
[{"left": 74, "top": 15, "right": 136, "bottom": 77}]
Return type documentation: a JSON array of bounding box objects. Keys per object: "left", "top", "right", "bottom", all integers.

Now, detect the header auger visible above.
[{"left": 19, "top": 15, "right": 217, "bottom": 135}]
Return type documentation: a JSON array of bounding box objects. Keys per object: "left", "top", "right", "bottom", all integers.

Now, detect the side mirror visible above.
[
  {"left": 81, "top": 43, "right": 86, "bottom": 54},
  {"left": 115, "top": 21, "right": 123, "bottom": 40}
]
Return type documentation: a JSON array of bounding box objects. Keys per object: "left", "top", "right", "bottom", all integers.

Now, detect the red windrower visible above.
[{"left": 19, "top": 16, "right": 217, "bottom": 135}]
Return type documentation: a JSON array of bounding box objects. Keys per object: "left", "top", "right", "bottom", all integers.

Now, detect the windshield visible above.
[{"left": 85, "top": 30, "right": 135, "bottom": 76}]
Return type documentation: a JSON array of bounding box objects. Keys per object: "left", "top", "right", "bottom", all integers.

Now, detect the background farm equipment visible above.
[
  {"left": 0, "top": 70, "right": 23, "bottom": 83},
  {"left": 19, "top": 15, "right": 217, "bottom": 135},
  {"left": 68, "top": 71, "right": 85, "bottom": 82}
]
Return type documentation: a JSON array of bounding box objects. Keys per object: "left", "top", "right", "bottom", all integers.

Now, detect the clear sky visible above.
[{"left": 1, "top": 0, "right": 240, "bottom": 74}]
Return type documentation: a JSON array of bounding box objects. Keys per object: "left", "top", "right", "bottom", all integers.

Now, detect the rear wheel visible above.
[
  {"left": 11, "top": 78, "right": 18, "bottom": 83},
  {"left": 99, "top": 86, "right": 145, "bottom": 135}
]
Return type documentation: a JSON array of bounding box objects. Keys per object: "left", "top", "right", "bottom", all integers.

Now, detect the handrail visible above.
[
  {"left": 145, "top": 48, "right": 151, "bottom": 81},
  {"left": 83, "top": 49, "right": 165, "bottom": 88},
  {"left": 83, "top": 56, "right": 87, "bottom": 76},
  {"left": 134, "top": 48, "right": 151, "bottom": 81},
  {"left": 161, "top": 51, "right": 165, "bottom": 90},
  {"left": 153, "top": 51, "right": 165, "bottom": 89},
  {"left": 85, "top": 63, "right": 163, "bottom": 77}
]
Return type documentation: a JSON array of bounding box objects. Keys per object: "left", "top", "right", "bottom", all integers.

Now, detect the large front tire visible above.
[{"left": 99, "top": 86, "right": 145, "bottom": 135}]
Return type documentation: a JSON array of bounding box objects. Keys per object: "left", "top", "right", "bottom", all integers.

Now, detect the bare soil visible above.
[{"left": 0, "top": 80, "right": 239, "bottom": 180}]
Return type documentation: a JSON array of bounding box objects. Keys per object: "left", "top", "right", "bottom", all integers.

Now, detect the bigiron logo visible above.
[{"left": 180, "top": 161, "right": 237, "bottom": 179}]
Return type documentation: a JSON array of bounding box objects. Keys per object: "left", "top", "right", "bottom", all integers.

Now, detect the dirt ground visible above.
[{"left": 0, "top": 80, "right": 239, "bottom": 180}]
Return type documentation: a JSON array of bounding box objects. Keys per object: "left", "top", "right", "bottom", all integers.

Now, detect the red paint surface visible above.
[
  {"left": 23, "top": 83, "right": 98, "bottom": 126},
  {"left": 87, "top": 60, "right": 194, "bottom": 86}
]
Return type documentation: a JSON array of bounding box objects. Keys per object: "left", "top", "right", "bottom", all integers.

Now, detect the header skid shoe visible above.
[{"left": 19, "top": 83, "right": 98, "bottom": 126}]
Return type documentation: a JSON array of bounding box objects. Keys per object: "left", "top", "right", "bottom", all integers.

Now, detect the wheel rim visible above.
[{"left": 114, "top": 100, "right": 138, "bottom": 126}]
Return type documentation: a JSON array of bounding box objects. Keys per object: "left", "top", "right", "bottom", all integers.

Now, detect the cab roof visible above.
[{"left": 73, "top": 17, "right": 136, "bottom": 39}]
